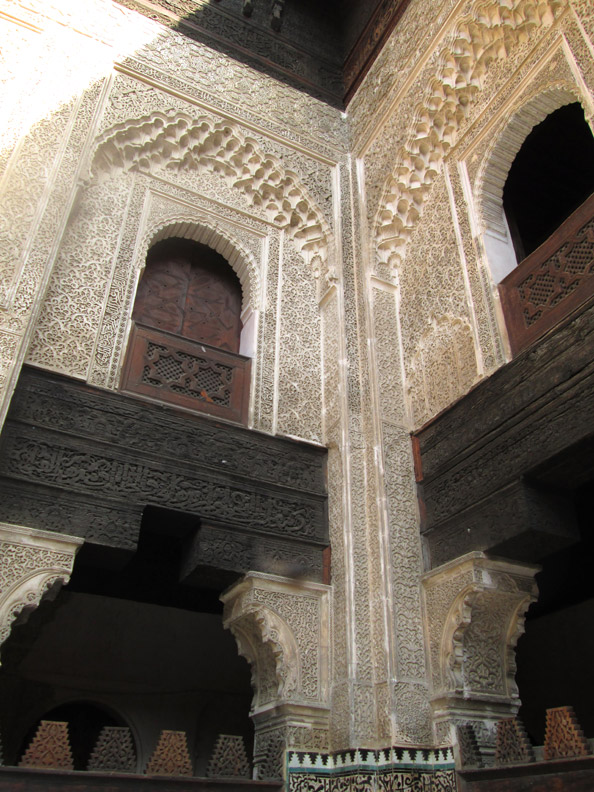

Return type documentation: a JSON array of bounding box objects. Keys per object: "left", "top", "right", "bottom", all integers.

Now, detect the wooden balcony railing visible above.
[
  {"left": 121, "top": 323, "right": 251, "bottom": 424},
  {"left": 499, "top": 192, "right": 594, "bottom": 356}
]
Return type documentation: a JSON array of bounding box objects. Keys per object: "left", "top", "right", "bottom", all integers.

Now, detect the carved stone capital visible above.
[
  {"left": 422, "top": 552, "right": 538, "bottom": 751},
  {"left": 222, "top": 573, "right": 330, "bottom": 778},
  {"left": 0, "top": 523, "right": 83, "bottom": 654}
]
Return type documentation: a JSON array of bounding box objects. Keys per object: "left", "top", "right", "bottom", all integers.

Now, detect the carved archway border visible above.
[
  {"left": 226, "top": 606, "right": 301, "bottom": 709},
  {"left": 89, "top": 112, "right": 331, "bottom": 262},
  {"left": 0, "top": 523, "right": 83, "bottom": 654},
  {"left": 138, "top": 215, "right": 261, "bottom": 316},
  {"left": 476, "top": 85, "right": 585, "bottom": 245},
  {"left": 373, "top": 0, "right": 568, "bottom": 268}
]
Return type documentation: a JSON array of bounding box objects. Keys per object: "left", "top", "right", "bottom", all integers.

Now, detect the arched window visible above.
[
  {"left": 498, "top": 103, "right": 594, "bottom": 355},
  {"left": 122, "top": 238, "right": 251, "bottom": 424},
  {"left": 503, "top": 103, "right": 594, "bottom": 261}
]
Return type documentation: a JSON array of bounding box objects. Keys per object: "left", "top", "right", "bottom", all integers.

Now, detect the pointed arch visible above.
[
  {"left": 90, "top": 112, "right": 330, "bottom": 260},
  {"left": 138, "top": 217, "right": 261, "bottom": 317},
  {"left": 476, "top": 86, "right": 586, "bottom": 282},
  {"left": 373, "top": 0, "right": 567, "bottom": 267},
  {"left": 0, "top": 524, "right": 83, "bottom": 654}
]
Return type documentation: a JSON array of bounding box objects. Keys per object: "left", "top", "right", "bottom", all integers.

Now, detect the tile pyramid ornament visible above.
[
  {"left": 207, "top": 734, "right": 251, "bottom": 778},
  {"left": 19, "top": 721, "right": 74, "bottom": 770},
  {"left": 145, "top": 730, "right": 192, "bottom": 776},
  {"left": 87, "top": 726, "right": 136, "bottom": 773}
]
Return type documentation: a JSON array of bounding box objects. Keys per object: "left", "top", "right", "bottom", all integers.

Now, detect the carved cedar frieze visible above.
[
  {"left": 0, "top": 368, "right": 327, "bottom": 576},
  {"left": 0, "top": 479, "right": 142, "bottom": 551},
  {"left": 8, "top": 368, "right": 325, "bottom": 494},
  {"left": 417, "top": 299, "right": 594, "bottom": 542}
]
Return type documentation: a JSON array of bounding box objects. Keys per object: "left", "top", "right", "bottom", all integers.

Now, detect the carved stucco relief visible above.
[
  {"left": 0, "top": 523, "right": 83, "bottom": 653},
  {"left": 353, "top": 0, "right": 581, "bottom": 440},
  {"left": 422, "top": 552, "right": 538, "bottom": 750},
  {"left": 221, "top": 573, "right": 330, "bottom": 779},
  {"left": 26, "top": 94, "right": 332, "bottom": 442}
]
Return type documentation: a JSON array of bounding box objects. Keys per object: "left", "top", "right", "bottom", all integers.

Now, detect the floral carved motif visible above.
[
  {"left": 422, "top": 553, "right": 538, "bottom": 740},
  {"left": 374, "top": 0, "right": 567, "bottom": 267},
  {"left": 0, "top": 523, "right": 83, "bottom": 651},
  {"left": 222, "top": 574, "right": 329, "bottom": 707},
  {"left": 222, "top": 574, "right": 330, "bottom": 777}
]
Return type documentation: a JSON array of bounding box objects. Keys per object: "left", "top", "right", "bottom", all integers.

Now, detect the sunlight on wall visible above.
[{"left": 0, "top": 0, "right": 161, "bottom": 156}]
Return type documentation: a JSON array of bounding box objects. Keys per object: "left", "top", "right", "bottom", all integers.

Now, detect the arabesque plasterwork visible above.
[
  {"left": 0, "top": 523, "right": 83, "bottom": 654},
  {"left": 221, "top": 573, "right": 330, "bottom": 779},
  {"left": 421, "top": 553, "right": 539, "bottom": 756},
  {"left": 0, "top": 0, "right": 593, "bottom": 767}
]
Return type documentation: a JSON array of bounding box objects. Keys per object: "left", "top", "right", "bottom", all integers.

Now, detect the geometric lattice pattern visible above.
[
  {"left": 456, "top": 724, "right": 483, "bottom": 768},
  {"left": 145, "top": 730, "right": 193, "bottom": 776},
  {"left": 518, "top": 216, "right": 594, "bottom": 328},
  {"left": 143, "top": 342, "right": 232, "bottom": 406},
  {"left": 543, "top": 706, "right": 590, "bottom": 760},
  {"left": 18, "top": 721, "right": 74, "bottom": 770},
  {"left": 207, "top": 734, "right": 251, "bottom": 778},
  {"left": 87, "top": 726, "right": 136, "bottom": 773},
  {"left": 495, "top": 717, "right": 535, "bottom": 764}
]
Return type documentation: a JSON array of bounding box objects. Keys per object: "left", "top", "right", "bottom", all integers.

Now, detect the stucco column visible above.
[
  {"left": 221, "top": 573, "right": 330, "bottom": 781},
  {"left": 421, "top": 552, "right": 539, "bottom": 761},
  {"left": 0, "top": 523, "right": 83, "bottom": 657}
]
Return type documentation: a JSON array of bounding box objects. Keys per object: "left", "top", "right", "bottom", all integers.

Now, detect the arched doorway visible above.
[
  {"left": 122, "top": 237, "right": 251, "bottom": 425},
  {"left": 495, "top": 101, "right": 594, "bottom": 355},
  {"left": 502, "top": 102, "right": 594, "bottom": 262}
]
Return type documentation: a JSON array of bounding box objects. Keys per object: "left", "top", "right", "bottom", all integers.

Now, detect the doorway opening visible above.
[
  {"left": 515, "top": 466, "right": 594, "bottom": 745},
  {"left": 503, "top": 102, "right": 594, "bottom": 262}
]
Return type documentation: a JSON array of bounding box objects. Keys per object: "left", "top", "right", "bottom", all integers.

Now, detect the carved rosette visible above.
[
  {"left": 0, "top": 523, "right": 83, "bottom": 654},
  {"left": 421, "top": 552, "right": 539, "bottom": 758},
  {"left": 221, "top": 573, "right": 330, "bottom": 779}
]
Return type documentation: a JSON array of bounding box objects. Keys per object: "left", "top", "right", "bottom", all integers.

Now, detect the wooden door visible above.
[{"left": 133, "top": 239, "right": 242, "bottom": 352}]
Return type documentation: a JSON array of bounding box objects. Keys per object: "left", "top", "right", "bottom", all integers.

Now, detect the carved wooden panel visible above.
[
  {"left": 500, "top": 193, "right": 594, "bottom": 356},
  {"left": 0, "top": 367, "right": 328, "bottom": 579},
  {"left": 134, "top": 239, "right": 242, "bottom": 353},
  {"left": 183, "top": 263, "right": 242, "bottom": 352},
  {"left": 121, "top": 324, "right": 250, "bottom": 424},
  {"left": 133, "top": 257, "right": 190, "bottom": 337}
]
